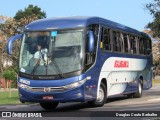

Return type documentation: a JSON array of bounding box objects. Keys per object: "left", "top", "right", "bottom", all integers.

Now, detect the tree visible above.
[
  {"left": 0, "top": 16, "right": 18, "bottom": 74},
  {"left": 0, "top": 15, "right": 8, "bottom": 39},
  {"left": 14, "top": 5, "right": 46, "bottom": 20},
  {"left": 2, "top": 69, "right": 17, "bottom": 97},
  {"left": 0, "top": 5, "right": 46, "bottom": 37},
  {"left": 0, "top": 15, "right": 8, "bottom": 74},
  {"left": 0, "top": 17, "right": 17, "bottom": 37},
  {"left": 0, "top": 5, "right": 47, "bottom": 75},
  {"left": 146, "top": 0, "right": 160, "bottom": 38},
  {"left": 0, "top": 15, "right": 39, "bottom": 37}
]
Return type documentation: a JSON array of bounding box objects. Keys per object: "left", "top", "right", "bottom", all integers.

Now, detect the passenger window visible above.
[
  {"left": 139, "top": 38, "right": 145, "bottom": 55},
  {"left": 101, "top": 28, "right": 111, "bottom": 51},
  {"left": 146, "top": 39, "right": 151, "bottom": 55},
  {"left": 130, "top": 36, "right": 137, "bottom": 54},
  {"left": 123, "top": 34, "right": 129, "bottom": 53},
  {"left": 136, "top": 37, "right": 140, "bottom": 54},
  {"left": 113, "top": 31, "right": 122, "bottom": 52},
  {"left": 120, "top": 33, "right": 124, "bottom": 53}
]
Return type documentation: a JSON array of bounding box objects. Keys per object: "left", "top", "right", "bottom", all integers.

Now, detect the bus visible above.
[{"left": 7, "top": 16, "right": 152, "bottom": 110}]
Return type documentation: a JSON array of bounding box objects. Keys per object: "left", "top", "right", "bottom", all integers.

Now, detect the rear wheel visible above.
[
  {"left": 88, "top": 82, "right": 107, "bottom": 107},
  {"left": 133, "top": 81, "right": 142, "bottom": 98},
  {"left": 40, "top": 102, "right": 59, "bottom": 110}
]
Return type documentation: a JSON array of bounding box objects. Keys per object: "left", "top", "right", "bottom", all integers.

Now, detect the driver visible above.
[{"left": 34, "top": 44, "right": 48, "bottom": 65}]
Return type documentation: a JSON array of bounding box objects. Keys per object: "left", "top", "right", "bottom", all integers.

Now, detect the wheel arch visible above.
[
  {"left": 97, "top": 78, "right": 107, "bottom": 99},
  {"left": 101, "top": 78, "right": 107, "bottom": 89}
]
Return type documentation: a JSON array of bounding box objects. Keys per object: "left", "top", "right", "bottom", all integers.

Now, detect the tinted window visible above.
[
  {"left": 123, "top": 34, "right": 129, "bottom": 53},
  {"left": 146, "top": 39, "right": 152, "bottom": 55},
  {"left": 139, "top": 38, "right": 145, "bottom": 55},
  {"left": 130, "top": 36, "right": 137, "bottom": 54},
  {"left": 136, "top": 37, "right": 140, "bottom": 54},
  {"left": 101, "top": 28, "right": 111, "bottom": 51},
  {"left": 113, "top": 31, "right": 122, "bottom": 52}
]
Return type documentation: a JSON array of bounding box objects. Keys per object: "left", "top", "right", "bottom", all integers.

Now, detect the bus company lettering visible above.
[{"left": 114, "top": 60, "right": 129, "bottom": 68}]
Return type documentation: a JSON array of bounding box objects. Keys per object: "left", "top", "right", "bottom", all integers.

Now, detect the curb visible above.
[
  {"left": 28, "top": 103, "right": 39, "bottom": 107},
  {"left": 0, "top": 103, "right": 39, "bottom": 109},
  {"left": 0, "top": 106, "right": 5, "bottom": 109}
]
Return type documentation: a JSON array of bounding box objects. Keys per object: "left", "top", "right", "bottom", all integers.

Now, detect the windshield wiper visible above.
[
  {"left": 31, "top": 57, "right": 41, "bottom": 76},
  {"left": 50, "top": 57, "right": 65, "bottom": 78},
  {"left": 31, "top": 51, "right": 48, "bottom": 76}
]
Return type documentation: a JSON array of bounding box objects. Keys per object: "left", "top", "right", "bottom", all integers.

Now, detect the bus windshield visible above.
[{"left": 19, "top": 29, "right": 84, "bottom": 76}]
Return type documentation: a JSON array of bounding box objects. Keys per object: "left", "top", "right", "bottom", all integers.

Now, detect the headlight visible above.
[
  {"left": 63, "top": 78, "right": 87, "bottom": 90},
  {"left": 18, "top": 82, "right": 30, "bottom": 89}
]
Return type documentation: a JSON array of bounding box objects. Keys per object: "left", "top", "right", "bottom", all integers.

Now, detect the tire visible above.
[
  {"left": 133, "top": 81, "right": 142, "bottom": 98},
  {"left": 40, "top": 102, "right": 59, "bottom": 110},
  {"left": 88, "top": 82, "right": 107, "bottom": 107}
]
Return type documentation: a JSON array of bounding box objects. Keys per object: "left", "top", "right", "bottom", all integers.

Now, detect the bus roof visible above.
[{"left": 25, "top": 16, "right": 148, "bottom": 37}]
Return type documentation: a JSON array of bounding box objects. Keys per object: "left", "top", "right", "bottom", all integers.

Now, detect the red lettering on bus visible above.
[{"left": 114, "top": 60, "right": 129, "bottom": 68}]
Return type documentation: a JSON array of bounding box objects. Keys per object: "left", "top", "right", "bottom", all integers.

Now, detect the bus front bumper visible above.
[{"left": 18, "top": 85, "right": 85, "bottom": 103}]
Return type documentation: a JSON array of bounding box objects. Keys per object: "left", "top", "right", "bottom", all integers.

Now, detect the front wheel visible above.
[
  {"left": 88, "top": 82, "right": 107, "bottom": 107},
  {"left": 133, "top": 81, "right": 142, "bottom": 98},
  {"left": 40, "top": 102, "right": 59, "bottom": 110}
]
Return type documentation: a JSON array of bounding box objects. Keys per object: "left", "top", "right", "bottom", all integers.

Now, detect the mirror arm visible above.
[{"left": 7, "top": 34, "right": 22, "bottom": 55}]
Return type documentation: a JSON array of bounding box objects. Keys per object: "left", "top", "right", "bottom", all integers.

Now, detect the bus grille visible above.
[{"left": 26, "top": 87, "right": 65, "bottom": 93}]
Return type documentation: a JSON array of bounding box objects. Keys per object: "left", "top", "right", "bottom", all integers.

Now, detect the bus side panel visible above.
[{"left": 97, "top": 53, "right": 149, "bottom": 97}]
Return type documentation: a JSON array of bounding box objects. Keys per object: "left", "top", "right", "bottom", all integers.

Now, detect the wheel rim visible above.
[
  {"left": 139, "top": 83, "right": 142, "bottom": 94},
  {"left": 97, "top": 86, "right": 104, "bottom": 103}
]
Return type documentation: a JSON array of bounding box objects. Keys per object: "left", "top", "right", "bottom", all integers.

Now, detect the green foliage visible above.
[
  {"left": 14, "top": 4, "right": 46, "bottom": 20},
  {"left": 2, "top": 69, "right": 17, "bottom": 81},
  {"left": 146, "top": 0, "right": 160, "bottom": 38},
  {"left": 0, "top": 5, "right": 47, "bottom": 37},
  {"left": 0, "top": 5, "right": 47, "bottom": 75}
]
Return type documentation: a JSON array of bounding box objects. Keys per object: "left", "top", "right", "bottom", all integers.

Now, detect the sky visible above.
[{"left": 0, "top": 0, "right": 153, "bottom": 31}]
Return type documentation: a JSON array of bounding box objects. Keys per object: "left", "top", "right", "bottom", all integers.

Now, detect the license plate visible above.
[{"left": 43, "top": 96, "right": 53, "bottom": 100}]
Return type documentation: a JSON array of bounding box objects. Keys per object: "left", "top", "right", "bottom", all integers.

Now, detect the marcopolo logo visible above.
[{"left": 114, "top": 60, "right": 129, "bottom": 68}]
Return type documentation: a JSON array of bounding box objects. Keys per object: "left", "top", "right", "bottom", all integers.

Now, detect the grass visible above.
[{"left": 0, "top": 90, "right": 21, "bottom": 105}]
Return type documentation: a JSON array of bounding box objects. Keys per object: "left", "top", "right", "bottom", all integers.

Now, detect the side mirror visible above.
[
  {"left": 88, "top": 31, "right": 95, "bottom": 53},
  {"left": 7, "top": 34, "right": 22, "bottom": 55}
]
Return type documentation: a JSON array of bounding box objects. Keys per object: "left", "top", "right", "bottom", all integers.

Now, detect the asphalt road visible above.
[{"left": 1, "top": 83, "right": 160, "bottom": 119}]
